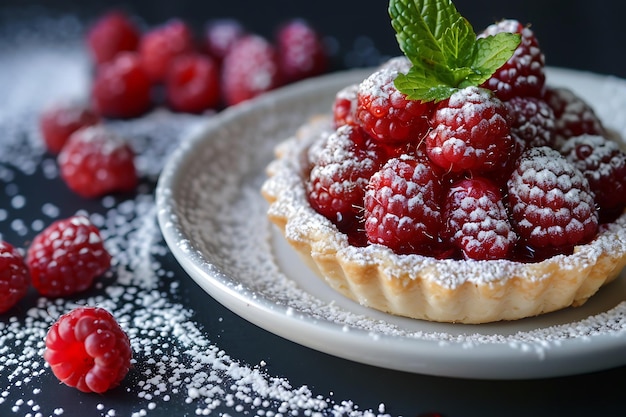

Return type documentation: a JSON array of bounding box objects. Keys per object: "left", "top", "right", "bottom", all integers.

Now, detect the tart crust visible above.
[{"left": 261, "top": 116, "right": 626, "bottom": 324}]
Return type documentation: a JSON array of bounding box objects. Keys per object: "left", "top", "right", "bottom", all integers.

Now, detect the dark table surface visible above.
[{"left": 1, "top": 2, "right": 626, "bottom": 416}]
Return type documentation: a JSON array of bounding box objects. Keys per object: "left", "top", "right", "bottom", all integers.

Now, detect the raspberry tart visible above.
[{"left": 262, "top": 0, "right": 626, "bottom": 323}]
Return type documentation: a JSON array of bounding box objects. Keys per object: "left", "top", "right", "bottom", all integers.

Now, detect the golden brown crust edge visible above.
[{"left": 261, "top": 117, "right": 626, "bottom": 324}]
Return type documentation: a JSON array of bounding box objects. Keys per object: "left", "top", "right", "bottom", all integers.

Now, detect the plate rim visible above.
[{"left": 156, "top": 67, "right": 626, "bottom": 379}]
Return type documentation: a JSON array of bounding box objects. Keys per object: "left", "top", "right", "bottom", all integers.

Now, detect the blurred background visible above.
[{"left": 1, "top": 0, "right": 625, "bottom": 78}]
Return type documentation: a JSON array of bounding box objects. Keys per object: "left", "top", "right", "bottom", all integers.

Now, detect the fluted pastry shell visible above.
[{"left": 261, "top": 116, "right": 626, "bottom": 324}]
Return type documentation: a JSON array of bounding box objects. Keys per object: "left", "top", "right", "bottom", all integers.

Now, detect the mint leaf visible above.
[{"left": 388, "top": 0, "right": 521, "bottom": 102}]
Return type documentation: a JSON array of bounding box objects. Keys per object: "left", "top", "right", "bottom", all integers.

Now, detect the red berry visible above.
[
  {"left": 139, "top": 19, "right": 196, "bottom": 83},
  {"left": 364, "top": 155, "right": 444, "bottom": 255},
  {"left": 221, "top": 35, "right": 281, "bottom": 106},
  {"left": 442, "top": 178, "right": 517, "bottom": 260},
  {"left": 58, "top": 125, "right": 137, "bottom": 198},
  {"left": 479, "top": 19, "right": 546, "bottom": 101},
  {"left": 0, "top": 241, "right": 30, "bottom": 314},
  {"left": 39, "top": 102, "right": 101, "bottom": 154},
  {"left": 92, "top": 51, "right": 152, "bottom": 119},
  {"left": 44, "top": 306, "right": 132, "bottom": 393},
  {"left": 204, "top": 19, "right": 246, "bottom": 63},
  {"left": 356, "top": 67, "right": 433, "bottom": 144},
  {"left": 507, "top": 146, "right": 598, "bottom": 250},
  {"left": 560, "top": 134, "right": 626, "bottom": 213},
  {"left": 504, "top": 96, "right": 555, "bottom": 149},
  {"left": 86, "top": 10, "right": 140, "bottom": 65},
  {"left": 276, "top": 19, "right": 328, "bottom": 84},
  {"left": 166, "top": 53, "right": 220, "bottom": 113},
  {"left": 544, "top": 86, "right": 605, "bottom": 146},
  {"left": 426, "top": 86, "right": 514, "bottom": 173},
  {"left": 332, "top": 84, "right": 358, "bottom": 128},
  {"left": 27, "top": 215, "right": 112, "bottom": 297},
  {"left": 307, "top": 124, "right": 383, "bottom": 237}
]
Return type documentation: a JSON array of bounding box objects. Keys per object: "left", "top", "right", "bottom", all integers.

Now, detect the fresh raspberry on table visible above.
[
  {"left": 307, "top": 124, "right": 384, "bottom": 241},
  {"left": 356, "top": 67, "right": 433, "bottom": 144},
  {"left": 221, "top": 35, "right": 282, "bottom": 106},
  {"left": 138, "top": 19, "right": 196, "bottom": 83},
  {"left": 505, "top": 96, "right": 555, "bottom": 149},
  {"left": 478, "top": 19, "right": 546, "bottom": 101},
  {"left": 426, "top": 86, "right": 514, "bottom": 173},
  {"left": 44, "top": 306, "right": 132, "bottom": 393},
  {"left": 86, "top": 10, "right": 140, "bottom": 65},
  {"left": 166, "top": 53, "right": 221, "bottom": 113},
  {"left": 544, "top": 86, "right": 606, "bottom": 147},
  {"left": 58, "top": 125, "right": 137, "bottom": 198},
  {"left": 0, "top": 241, "right": 30, "bottom": 314},
  {"left": 39, "top": 102, "right": 101, "bottom": 154},
  {"left": 560, "top": 134, "right": 626, "bottom": 214},
  {"left": 203, "top": 19, "right": 246, "bottom": 63},
  {"left": 27, "top": 215, "right": 112, "bottom": 297},
  {"left": 507, "top": 146, "right": 598, "bottom": 250},
  {"left": 332, "top": 84, "right": 358, "bottom": 128},
  {"left": 275, "top": 19, "right": 328, "bottom": 84},
  {"left": 442, "top": 178, "right": 517, "bottom": 260},
  {"left": 91, "top": 51, "right": 152, "bottom": 119},
  {"left": 364, "top": 155, "right": 444, "bottom": 255}
]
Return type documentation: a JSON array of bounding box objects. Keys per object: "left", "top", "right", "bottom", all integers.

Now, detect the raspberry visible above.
[
  {"left": 442, "top": 178, "right": 516, "bottom": 260},
  {"left": 544, "top": 86, "right": 605, "bottom": 146},
  {"left": 275, "top": 19, "right": 328, "bottom": 84},
  {"left": 139, "top": 19, "right": 196, "bottom": 83},
  {"left": 204, "top": 19, "right": 246, "bottom": 63},
  {"left": 364, "top": 155, "right": 444, "bottom": 255},
  {"left": 39, "top": 102, "right": 100, "bottom": 154},
  {"left": 44, "top": 306, "right": 132, "bottom": 393},
  {"left": 560, "top": 134, "right": 626, "bottom": 214},
  {"left": 58, "top": 125, "right": 137, "bottom": 198},
  {"left": 166, "top": 53, "right": 221, "bottom": 113},
  {"left": 426, "top": 86, "right": 514, "bottom": 173},
  {"left": 504, "top": 96, "right": 555, "bottom": 149},
  {"left": 27, "top": 215, "right": 112, "bottom": 297},
  {"left": 221, "top": 35, "right": 281, "bottom": 106},
  {"left": 479, "top": 19, "right": 546, "bottom": 101},
  {"left": 307, "top": 124, "right": 383, "bottom": 239},
  {"left": 507, "top": 146, "right": 598, "bottom": 250},
  {"left": 91, "top": 51, "right": 152, "bottom": 119},
  {"left": 86, "top": 10, "right": 140, "bottom": 65},
  {"left": 0, "top": 241, "right": 30, "bottom": 314},
  {"left": 332, "top": 84, "right": 357, "bottom": 128},
  {"left": 356, "top": 67, "right": 433, "bottom": 144}
]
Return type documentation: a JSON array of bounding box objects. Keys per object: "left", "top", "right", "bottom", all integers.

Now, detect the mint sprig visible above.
[{"left": 389, "top": 0, "right": 521, "bottom": 102}]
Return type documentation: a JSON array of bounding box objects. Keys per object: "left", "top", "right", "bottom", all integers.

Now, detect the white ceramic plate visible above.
[{"left": 156, "top": 67, "right": 626, "bottom": 379}]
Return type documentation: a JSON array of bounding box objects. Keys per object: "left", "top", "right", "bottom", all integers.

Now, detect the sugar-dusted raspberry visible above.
[
  {"left": 204, "top": 19, "right": 246, "bottom": 63},
  {"left": 44, "top": 306, "right": 131, "bottom": 393},
  {"left": 86, "top": 10, "right": 140, "bottom": 65},
  {"left": 0, "top": 241, "right": 30, "bottom": 314},
  {"left": 58, "top": 125, "right": 137, "bottom": 198},
  {"left": 332, "top": 84, "right": 358, "bottom": 128},
  {"left": 356, "top": 67, "right": 433, "bottom": 144},
  {"left": 166, "top": 53, "right": 221, "bottom": 113},
  {"left": 479, "top": 19, "right": 545, "bottom": 101},
  {"left": 544, "top": 86, "right": 605, "bottom": 146},
  {"left": 442, "top": 178, "right": 517, "bottom": 260},
  {"left": 139, "top": 19, "right": 196, "bottom": 83},
  {"left": 426, "top": 86, "right": 514, "bottom": 173},
  {"left": 307, "top": 124, "right": 383, "bottom": 240},
  {"left": 91, "top": 51, "right": 152, "bottom": 119},
  {"left": 39, "top": 102, "right": 101, "bottom": 154},
  {"left": 27, "top": 215, "right": 112, "bottom": 297},
  {"left": 378, "top": 56, "right": 412, "bottom": 73},
  {"left": 276, "top": 19, "right": 328, "bottom": 84},
  {"left": 507, "top": 146, "right": 598, "bottom": 250},
  {"left": 560, "top": 134, "right": 626, "bottom": 214},
  {"left": 221, "top": 35, "right": 281, "bottom": 106},
  {"left": 364, "top": 155, "right": 444, "bottom": 254},
  {"left": 505, "top": 96, "right": 555, "bottom": 149}
]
